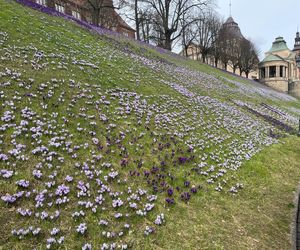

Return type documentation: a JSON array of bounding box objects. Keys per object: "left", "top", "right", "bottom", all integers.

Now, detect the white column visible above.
[{"left": 276, "top": 66, "right": 280, "bottom": 77}]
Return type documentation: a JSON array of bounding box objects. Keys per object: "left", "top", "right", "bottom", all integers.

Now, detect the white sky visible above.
[{"left": 216, "top": 0, "right": 300, "bottom": 59}]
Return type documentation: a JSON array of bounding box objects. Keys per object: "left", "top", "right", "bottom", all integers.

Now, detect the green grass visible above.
[
  {"left": 137, "top": 136, "right": 300, "bottom": 250},
  {"left": 1, "top": 0, "right": 300, "bottom": 249}
]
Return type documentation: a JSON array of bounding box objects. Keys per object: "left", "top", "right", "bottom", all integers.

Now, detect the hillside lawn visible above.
[{"left": 1, "top": 0, "right": 300, "bottom": 249}]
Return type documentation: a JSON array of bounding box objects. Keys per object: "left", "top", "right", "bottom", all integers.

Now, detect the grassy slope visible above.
[
  {"left": 141, "top": 137, "right": 300, "bottom": 250},
  {"left": 0, "top": 1, "right": 300, "bottom": 249}
]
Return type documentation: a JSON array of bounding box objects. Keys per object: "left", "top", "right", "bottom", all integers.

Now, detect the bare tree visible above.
[
  {"left": 143, "top": 0, "right": 212, "bottom": 50},
  {"left": 85, "top": 0, "right": 113, "bottom": 26},
  {"left": 228, "top": 38, "right": 241, "bottom": 74},
  {"left": 181, "top": 12, "right": 197, "bottom": 57},
  {"left": 134, "top": 0, "right": 140, "bottom": 40},
  {"left": 210, "top": 31, "right": 222, "bottom": 67},
  {"left": 139, "top": 10, "right": 153, "bottom": 42},
  {"left": 119, "top": 0, "right": 154, "bottom": 41},
  {"left": 217, "top": 28, "right": 232, "bottom": 70},
  {"left": 194, "top": 11, "right": 221, "bottom": 63},
  {"left": 86, "top": 0, "right": 126, "bottom": 28},
  {"left": 239, "top": 38, "right": 259, "bottom": 78}
]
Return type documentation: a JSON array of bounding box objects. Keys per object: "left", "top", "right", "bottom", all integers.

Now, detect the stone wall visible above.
[
  {"left": 260, "top": 78, "right": 289, "bottom": 93},
  {"left": 289, "top": 81, "right": 300, "bottom": 98}
]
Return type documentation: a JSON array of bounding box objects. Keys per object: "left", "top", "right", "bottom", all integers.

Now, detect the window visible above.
[
  {"left": 269, "top": 66, "right": 276, "bottom": 78},
  {"left": 55, "top": 4, "right": 65, "bottom": 13},
  {"left": 72, "top": 10, "right": 81, "bottom": 20},
  {"left": 280, "top": 66, "right": 284, "bottom": 77},
  {"left": 36, "top": 0, "right": 46, "bottom": 6}
]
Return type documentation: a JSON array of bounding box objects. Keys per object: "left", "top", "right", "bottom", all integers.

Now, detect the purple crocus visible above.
[
  {"left": 16, "top": 179, "right": 30, "bottom": 188},
  {"left": 165, "top": 198, "right": 174, "bottom": 205},
  {"left": 190, "top": 186, "right": 198, "bottom": 193},
  {"left": 180, "top": 192, "right": 191, "bottom": 202},
  {"left": 55, "top": 184, "right": 70, "bottom": 196},
  {"left": 167, "top": 188, "right": 173, "bottom": 196},
  {"left": 184, "top": 181, "right": 190, "bottom": 187},
  {"left": 76, "top": 223, "right": 87, "bottom": 234}
]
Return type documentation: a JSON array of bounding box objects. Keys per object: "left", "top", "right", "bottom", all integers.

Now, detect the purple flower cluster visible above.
[
  {"left": 12, "top": 226, "right": 41, "bottom": 239},
  {"left": 76, "top": 223, "right": 87, "bottom": 234},
  {"left": 1, "top": 2, "right": 299, "bottom": 248},
  {"left": 16, "top": 179, "right": 30, "bottom": 188},
  {"left": 55, "top": 184, "right": 70, "bottom": 196},
  {"left": 0, "top": 169, "right": 13, "bottom": 178}
]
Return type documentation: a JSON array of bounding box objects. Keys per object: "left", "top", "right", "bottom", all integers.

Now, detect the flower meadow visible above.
[{"left": 1, "top": 1, "right": 300, "bottom": 249}]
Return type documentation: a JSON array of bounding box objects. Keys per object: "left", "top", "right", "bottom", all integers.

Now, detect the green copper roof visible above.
[
  {"left": 261, "top": 54, "right": 283, "bottom": 63},
  {"left": 268, "top": 36, "right": 289, "bottom": 52}
]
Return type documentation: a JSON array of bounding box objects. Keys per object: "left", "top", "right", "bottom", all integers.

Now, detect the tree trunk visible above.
[
  {"left": 202, "top": 53, "right": 206, "bottom": 63},
  {"left": 164, "top": 34, "right": 172, "bottom": 51},
  {"left": 214, "top": 58, "right": 218, "bottom": 68},
  {"left": 92, "top": 8, "right": 100, "bottom": 26},
  {"left": 135, "top": 0, "right": 140, "bottom": 40},
  {"left": 184, "top": 45, "right": 189, "bottom": 57}
]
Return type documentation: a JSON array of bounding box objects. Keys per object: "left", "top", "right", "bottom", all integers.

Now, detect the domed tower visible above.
[
  {"left": 222, "top": 16, "right": 243, "bottom": 38},
  {"left": 293, "top": 30, "right": 300, "bottom": 76},
  {"left": 258, "top": 36, "right": 298, "bottom": 93}
]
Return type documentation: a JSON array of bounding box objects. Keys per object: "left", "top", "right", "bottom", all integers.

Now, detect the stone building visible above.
[
  {"left": 258, "top": 35, "right": 300, "bottom": 97},
  {"left": 32, "top": 0, "right": 135, "bottom": 38}
]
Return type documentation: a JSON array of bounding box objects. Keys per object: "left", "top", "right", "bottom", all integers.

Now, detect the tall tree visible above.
[
  {"left": 239, "top": 38, "right": 259, "bottom": 78},
  {"left": 144, "top": 0, "right": 212, "bottom": 50},
  {"left": 211, "top": 32, "right": 222, "bottom": 67},
  {"left": 86, "top": 0, "right": 126, "bottom": 28},
  {"left": 181, "top": 12, "right": 197, "bottom": 57},
  {"left": 218, "top": 28, "right": 232, "bottom": 70},
  {"left": 139, "top": 10, "right": 153, "bottom": 42},
  {"left": 120, "top": 0, "right": 152, "bottom": 41},
  {"left": 194, "top": 11, "right": 221, "bottom": 63},
  {"left": 134, "top": 0, "right": 140, "bottom": 40},
  {"left": 228, "top": 38, "right": 241, "bottom": 74},
  {"left": 86, "top": 0, "right": 114, "bottom": 26}
]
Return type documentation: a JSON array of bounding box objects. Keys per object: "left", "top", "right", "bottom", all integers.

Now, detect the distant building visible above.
[
  {"left": 221, "top": 16, "right": 243, "bottom": 38},
  {"left": 180, "top": 16, "right": 258, "bottom": 80},
  {"left": 31, "top": 0, "right": 135, "bottom": 38},
  {"left": 258, "top": 35, "right": 300, "bottom": 97},
  {"left": 293, "top": 31, "right": 300, "bottom": 77}
]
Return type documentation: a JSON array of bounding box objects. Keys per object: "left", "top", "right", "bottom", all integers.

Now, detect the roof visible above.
[
  {"left": 225, "top": 16, "right": 237, "bottom": 25},
  {"left": 268, "top": 36, "right": 289, "bottom": 53},
  {"left": 222, "top": 16, "right": 243, "bottom": 38},
  {"left": 261, "top": 54, "right": 284, "bottom": 63},
  {"left": 260, "top": 50, "right": 295, "bottom": 65},
  {"left": 116, "top": 13, "right": 135, "bottom": 31}
]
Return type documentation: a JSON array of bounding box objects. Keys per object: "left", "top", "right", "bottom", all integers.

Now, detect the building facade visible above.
[
  {"left": 258, "top": 35, "right": 300, "bottom": 97},
  {"left": 31, "top": 0, "right": 135, "bottom": 38}
]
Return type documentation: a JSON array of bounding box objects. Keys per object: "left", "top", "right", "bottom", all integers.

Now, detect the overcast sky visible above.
[{"left": 216, "top": 0, "right": 300, "bottom": 59}]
